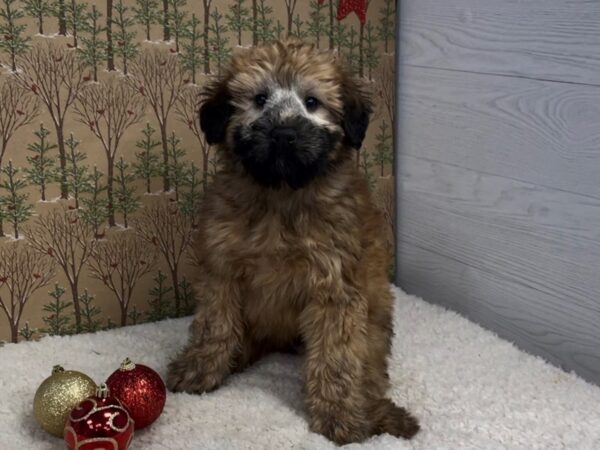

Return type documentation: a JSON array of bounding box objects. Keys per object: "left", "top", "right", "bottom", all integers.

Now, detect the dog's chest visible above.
[{"left": 238, "top": 212, "right": 340, "bottom": 335}]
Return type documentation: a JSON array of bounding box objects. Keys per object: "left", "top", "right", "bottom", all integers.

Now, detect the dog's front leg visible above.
[
  {"left": 300, "top": 289, "right": 372, "bottom": 445},
  {"left": 167, "top": 279, "right": 243, "bottom": 394}
]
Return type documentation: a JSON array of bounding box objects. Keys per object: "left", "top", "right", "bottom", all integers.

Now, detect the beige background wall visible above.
[{"left": 0, "top": 0, "right": 395, "bottom": 344}]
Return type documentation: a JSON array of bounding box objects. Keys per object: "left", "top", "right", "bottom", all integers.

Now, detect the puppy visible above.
[{"left": 167, "top": 39, "right": 419, "bottom": 445}]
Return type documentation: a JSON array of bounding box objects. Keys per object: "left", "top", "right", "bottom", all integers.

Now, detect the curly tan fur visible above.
[{"left": 167, "top": 40, "right": 419, "bottom": 445}]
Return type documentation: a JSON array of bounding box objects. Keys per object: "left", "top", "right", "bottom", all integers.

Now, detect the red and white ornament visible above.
[
  {"left": 64, "top": 383, "right": 134, "bottom": 450},
  {"left": 106, "top": 358, "right": 166, "bottom": 429}
]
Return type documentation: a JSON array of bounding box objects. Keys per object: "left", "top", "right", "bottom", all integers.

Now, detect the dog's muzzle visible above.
[
  {"left": 233, "top": 116, "right": 338, "bottom": 190},
  {"left": 269, "top": 126, "right": 297, "bottom": 152}
]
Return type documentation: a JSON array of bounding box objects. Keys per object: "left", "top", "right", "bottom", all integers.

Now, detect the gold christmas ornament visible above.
[{"left": 33, "top": 365, "right": 97, "bottom": 437}]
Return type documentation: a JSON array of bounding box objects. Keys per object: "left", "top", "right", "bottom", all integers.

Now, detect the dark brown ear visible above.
[
  {"left": 340, "top": 75, "right": 373, "bottom": 150},
  {"left": 199, "top": 79, "right": 234, "bottom": 145}
]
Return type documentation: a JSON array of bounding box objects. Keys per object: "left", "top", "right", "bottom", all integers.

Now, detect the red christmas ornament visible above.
[
  {"left": 336, "top": 0, "right": 368, "bottom": 25},
  {"left": 64, "top": 383, "right": 134, "bottom": 450},
  {"left": 106, "top": 358, "right": 166, "bottom": 429}
]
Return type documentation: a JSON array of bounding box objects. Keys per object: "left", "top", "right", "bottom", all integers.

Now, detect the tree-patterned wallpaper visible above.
[{"left": 0, "top": 0, "right": 395, "bottom": 344}]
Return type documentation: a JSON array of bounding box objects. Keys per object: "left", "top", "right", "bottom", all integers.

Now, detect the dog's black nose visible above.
[{"left": 270, "top": 127, "right": 297, "bottom": 148}]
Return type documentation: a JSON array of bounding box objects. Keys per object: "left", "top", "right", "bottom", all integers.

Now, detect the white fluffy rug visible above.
[{"left": 1, "top": 287, "right": 600, "bottom": 450}]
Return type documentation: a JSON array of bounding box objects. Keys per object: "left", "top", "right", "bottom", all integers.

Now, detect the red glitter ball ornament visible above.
[
  {"left": 106, "top": 358, "right": 166, "bottom": 429},
  {"left": 64, "top": 383, "right": 134, "bottom": 450}
]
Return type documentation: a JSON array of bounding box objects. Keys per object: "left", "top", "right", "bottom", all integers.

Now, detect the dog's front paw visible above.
[
  {"left": 310, "top": 410, "right": 370, "bottom": 445},
  {"left": 166, "top": 354, "right": 221, "bottom": 394},
  {"left": 374, "top": 399, "right": 420, "bottom": 439}
]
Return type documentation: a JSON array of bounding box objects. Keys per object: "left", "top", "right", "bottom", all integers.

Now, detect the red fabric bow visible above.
[{"left": 334, "top": 0, "right": 368, "bottom": 25}]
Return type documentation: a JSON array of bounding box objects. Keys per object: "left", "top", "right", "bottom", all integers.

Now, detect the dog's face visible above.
[{"left": 199, "top": 40, "right": 372, "bottom": 190}]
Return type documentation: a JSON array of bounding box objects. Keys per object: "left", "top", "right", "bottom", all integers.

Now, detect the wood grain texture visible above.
[
  {"left": 398, "top": 0, "right": 600, "bottom": 85},
  {"left": 394, "top": 0, "right": 600, "bottom": 385},
  {"left": 396, "top": 65, "right": 600, "bottom": 198},
  {"left": 398, "top": 156, "right": 600, "bottom": 312},
  {"left": 396, "top": 156, "right": 600, "bottom": 383},
  {"left": 396, "top": 242, "right": 600, "bottom": 384}
]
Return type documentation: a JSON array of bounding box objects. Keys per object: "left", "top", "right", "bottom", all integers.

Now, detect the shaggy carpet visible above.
[{"left": 1, "top": 287, "right": 599, "bottom": 450}]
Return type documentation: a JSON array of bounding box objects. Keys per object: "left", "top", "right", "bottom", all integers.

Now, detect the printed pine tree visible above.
[
  {"left": 24, "top": 123, "right": 58, "bottom": 202},
  {"left": 23, "top": 0, "right": 53, "bottom": 34},
  {"left": 364, "top": 22, "right": 380, "bottom": 81},
  {"left": 165, "top": 132, "right": 187, "bottom": 202},
  {"left": 332, "top": 21, "right": 349, "bottom": 54},
  {"left": 161, "top": 0, "right": 170, "bottom": 41},
  {"left": 344, "top": 26, "right": 359, "bottom": 75},
  {"left": 0, "top": 161, "right": 32, "bottom": 239},
  {"left": 250, "top": 0, "right": 256, "bottom": 46},
  {"left": 114, "top": 157, "right": 139, "bottom": 228},
  {"left": 374, "top": 121, "right": 393, "bottom": 176},
  {"left": 79, "top": 5, "right": 106, "bottom": 82},
  {"left": 65, "top": 0, "right": 88, "bottom": 48},
  {"left": 0, "top": 0, "right": 30, "bottom": 72},
  {"left": 307, "top": 0, "right": 327, "bottom": 49},
  {"left": 291, "top": 14, "right": 308, "bottom": 40},
  {"left": 104, "top": 317, "right": 116, "bottom": 330},
  {"left": 255, "top": 0, "right": 274, "bottom": 45},
  {"left": 133, "top": 123, "right": 161, "bottom": 193},
  {"left": 201, "top": 0, "right": 210, "bottom": 71},
  {"left": 65, "top": 133, "right": 92, "bottom": 209},
  {"left": 274, "top": 19, "right": 284, "bottom": 40},
  {"left": 41, "top": 284, "right": 72, "bottom": 335},
  {"left": 226, "top": 0, "right": 250, "bottom": 46},
  {"left": 79, "top": 289, "right": 102, "bottom": 332},
  {"left": 325, "top": 0, "right": 335, "bottom": 49},
  {"left": 133, "top": 0, "right": 159, "bottom": 41},
  {"left": 165, "top": 0, "right": 187, "bottom": 53},
  {"left": 127, "top": 305, "right": 142, "bottom": 324},
  {"left": 19, "top": 322, "right": 38, "bottom": 341},
  {"left": 359, "top": 150, "right": 376, "bottom": 191},
  {"left": 80, "top": 166, "right": 109, "bottom": 238},
  {"left": 54, "top": 0, "right": 67, "bottom": 35},
  {"left": 180, "top": 13, "right": 202, "bottom": 83},
  {"left": 146, "top": 270, "right": 173, "bottom": 321},
  {"left": 378, "top": 0, "right": 394, "bottom": 54},
  {"left": 179, "top": 162, "right": 200, "bottom": 223},
  {"left": 113, "top": 0, "right": 138, "bottom": 74},
  {"left": 208, "top": 8, "right": 231, "bottom": 75},
  {"left": 207, "top": 151, "right": 219, "bottom": 184},
  {"left": 179, "top": 277, "right": 195, "bottom": 316},
  {"left": 358, "top": 25, "right": 365, "bottom": 78},
  {"left": 106, "top": 0, "right": 115, "bottom": 72}
]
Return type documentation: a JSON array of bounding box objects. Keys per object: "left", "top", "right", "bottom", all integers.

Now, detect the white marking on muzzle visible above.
[
  {"left": 267, "top": 88, "right": 332, "bottom": 128},
  {"left": 268, "top": 88, "right": 306, "bottom": 120}
]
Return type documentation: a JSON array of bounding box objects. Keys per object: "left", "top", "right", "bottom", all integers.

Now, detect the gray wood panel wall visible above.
[{"left": 394, "top": 0, "right": 600, "bottom": 384}]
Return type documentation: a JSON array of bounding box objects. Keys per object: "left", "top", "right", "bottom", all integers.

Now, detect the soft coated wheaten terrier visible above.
[{"left": 167, "top": 39, "right": 419, "bottom": 445}]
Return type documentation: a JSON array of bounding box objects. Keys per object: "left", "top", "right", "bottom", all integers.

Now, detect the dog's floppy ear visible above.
[
  {"left": 340, "top": 75, "right": 373, "bottom": 150},
  {"left": 199, "top": 79, "right": 234, "bottom": 145}
]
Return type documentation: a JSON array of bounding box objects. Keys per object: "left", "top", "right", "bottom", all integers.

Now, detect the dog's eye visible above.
[
  {"left": 305, "top": 96, "right": 319, "bottom": 112},
  {"left": 255, "top": 94, "right": 268, "bottom": 108}
]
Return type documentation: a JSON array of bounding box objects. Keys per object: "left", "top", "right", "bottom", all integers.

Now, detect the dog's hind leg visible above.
[{"left": 167, "top": 278, "right": 244, "bottom": 394}]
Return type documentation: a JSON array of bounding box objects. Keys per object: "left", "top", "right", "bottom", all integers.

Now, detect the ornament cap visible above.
[
  {"left": 96, "top": 383, "right": 110, "bottom": 399},
  {"left": 52, "top": 365, "right": 65, "bottom": 374},
  {"left": 120, "top": 358, "right": 136, "bottom": 371}
]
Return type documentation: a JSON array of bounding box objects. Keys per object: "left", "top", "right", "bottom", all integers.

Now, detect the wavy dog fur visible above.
[{"left": 167, "top": 40, "right": 419, "bottom": 445}]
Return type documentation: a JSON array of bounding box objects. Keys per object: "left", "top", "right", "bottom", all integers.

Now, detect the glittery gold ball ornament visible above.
[{"left": 33, "top": 365, "right": 97, "bottom": 437}]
